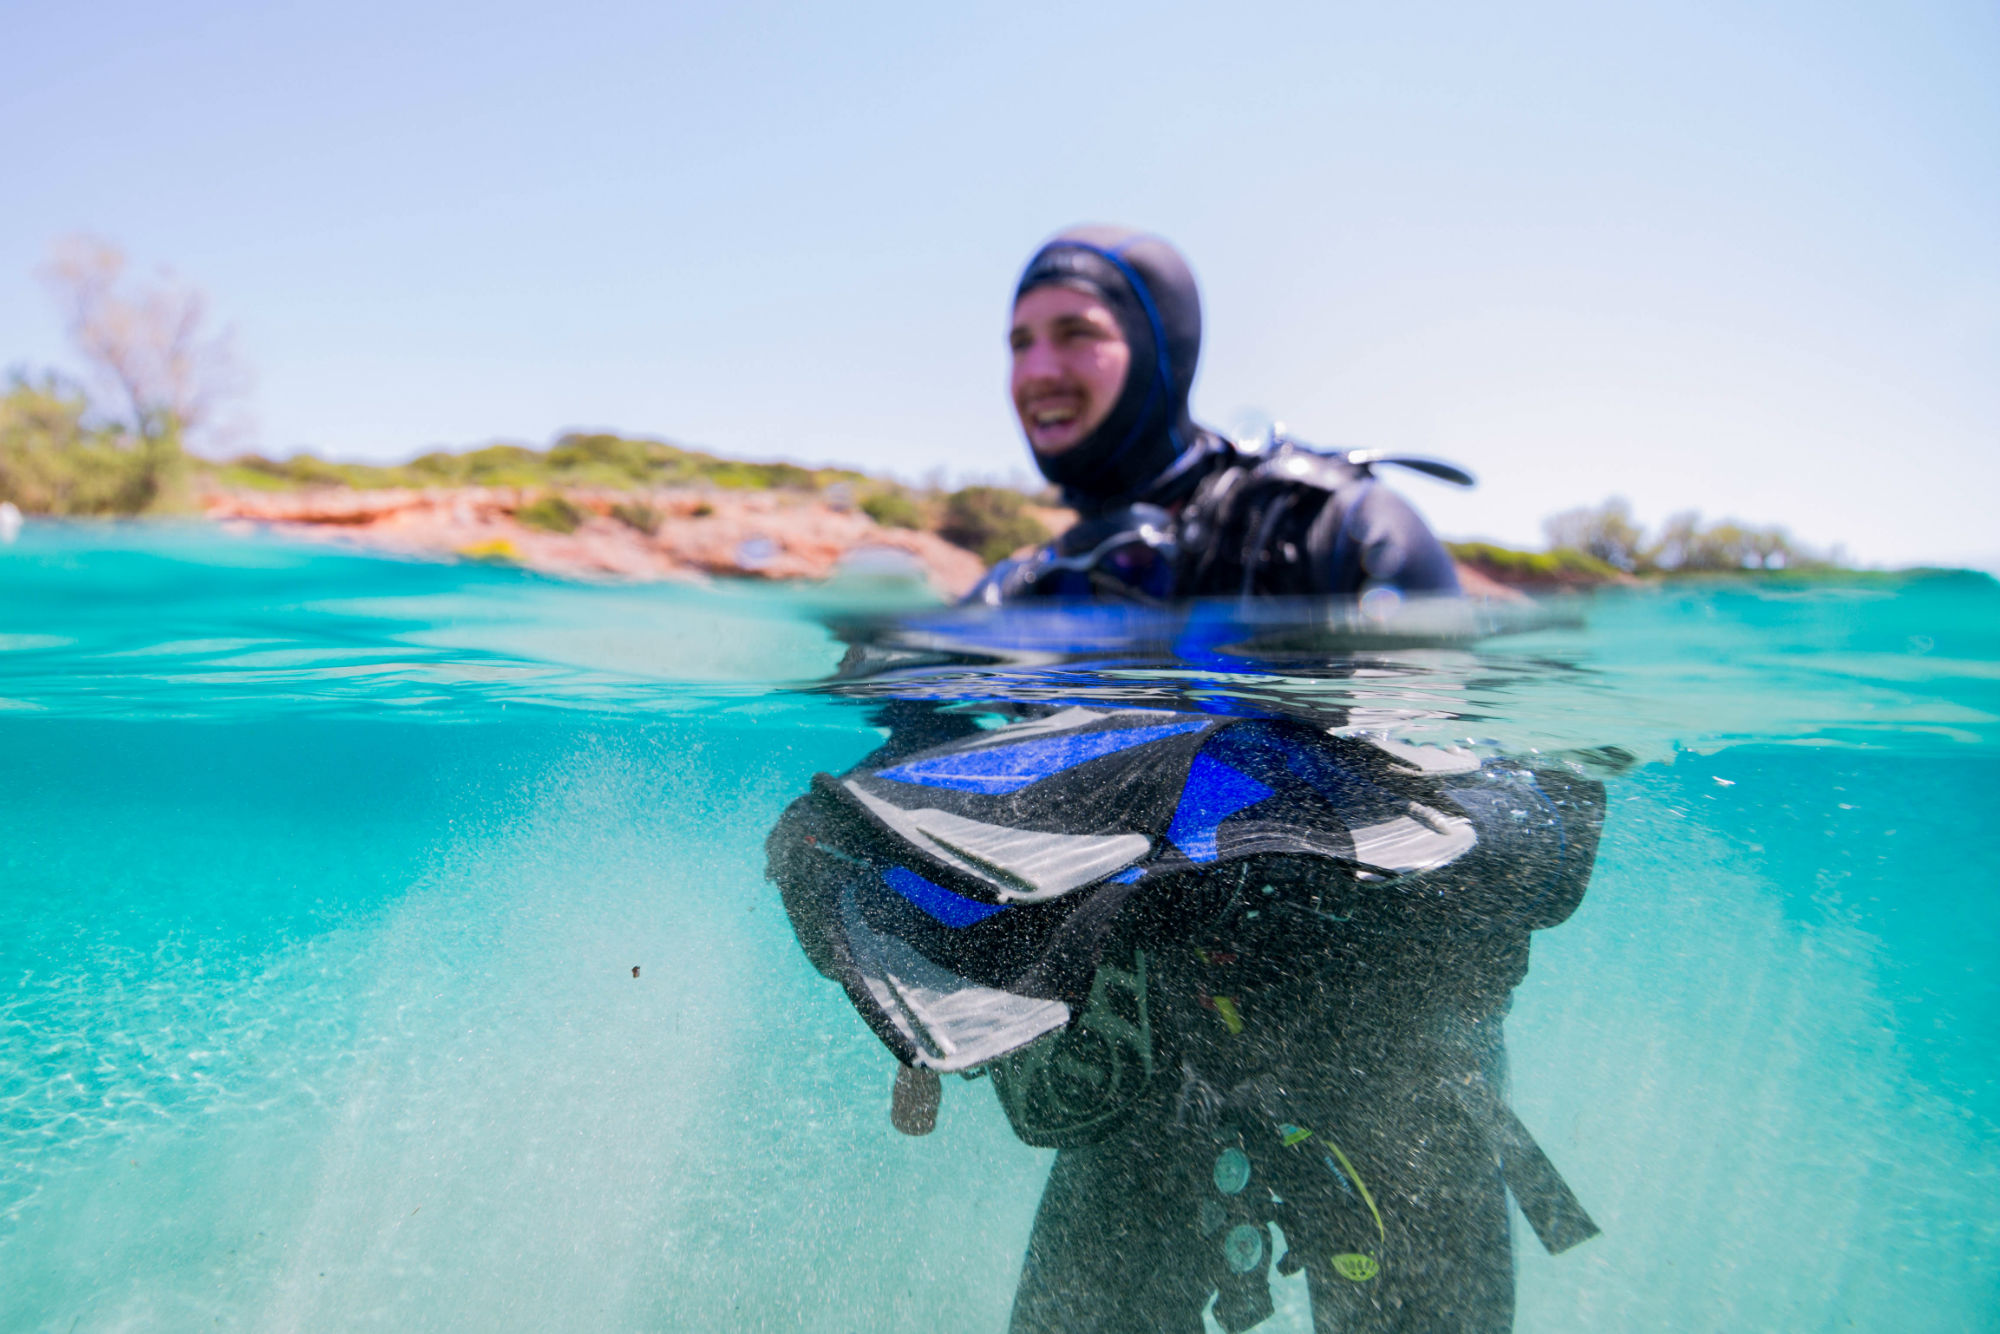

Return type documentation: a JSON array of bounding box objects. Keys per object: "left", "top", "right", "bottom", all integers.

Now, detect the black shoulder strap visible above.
[
  {"left": 1448, "top": 1074, "right": 1601, "bottom": 1254},
  {"left": 1176, "top": 443, "right": 1370, "bottom": 597}
]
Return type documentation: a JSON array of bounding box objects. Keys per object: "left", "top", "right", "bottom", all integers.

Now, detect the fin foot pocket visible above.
[{"left": 890, "top": 1064, "right": 940, "bottom": 1135}]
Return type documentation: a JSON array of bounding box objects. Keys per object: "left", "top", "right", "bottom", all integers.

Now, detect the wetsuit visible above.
[
  {"left": 996, "top": 855, "right": 1541, "bottom": 1334},
  {"left": 767, "top": 228, "right": 1591, "bottom": 1333},
  {"left": 975, "top": 225, "right": 1459, "bottom": 605}
]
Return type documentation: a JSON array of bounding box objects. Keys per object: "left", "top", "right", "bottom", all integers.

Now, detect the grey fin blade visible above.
[
  {"left": 1449, "top": 1076, "right": 1601, "bottom": 1254},
  {"left": 1491, "top": 1103, "right": 1601, "bottom": 1254}
]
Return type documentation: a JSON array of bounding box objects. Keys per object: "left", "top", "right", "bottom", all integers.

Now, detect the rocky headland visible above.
[
  {"left": 204, "top": 484, "right": 996, "bottom": 595},
  {"left": 202, "top": 482, "right": 1528, "bottom": 601}
]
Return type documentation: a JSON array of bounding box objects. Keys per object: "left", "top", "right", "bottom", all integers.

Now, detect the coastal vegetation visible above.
[
  {"left": 0, "top": 371, "right": 187, "bottom": 515},
  {"left": 1448, "top": 501, "right": 1840, "bottom": 588},
  {"left": 938, "top": 486, "right": 1051, "bottom": 563},
  {"left": 1444, "top": 540, "right": 1625, "bottom": 588},
  {"left": 514, "top": 492, "right": 586, "bottom": 534},
  {"left": 206, "top": 432, "right": 1053, "bottom": 563},
  {"left": 0, "top": 373, "right": 1051, "bottom": 566},
  {"left": 0, "top": 374, "right": 1867, "bottom": 583},
  {"left": 1539, "top": 496, "right": 1837, "bottom": 575},
  {"left": 0, "top": 235, "right": 1868, "bottom": 584},
  {"left": 1, "top": 236, "right": 232, "bottom": 518},
  {"left": 213, "top": 431, "right": 872, "bottom": 496}
]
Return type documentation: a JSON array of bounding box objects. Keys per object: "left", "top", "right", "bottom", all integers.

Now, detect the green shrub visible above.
[
  {"left": 211, "top": 431, "right": 878, "bottom": 498},
  {"left": 275, "top": 453, "right": 360, "bottom": 487},
  {"left": 404, "top": 450, "right": 466, "bottom": 484},
  {"left": 450, "top": 444, "right": 547, "bottom": 487},
  {"left": 1646, "top": 511, "right": 1828, "bottom": 572},
  {"left": 1543, "top": 498, "right": 1645, "bottom": 571},
  {"left": 861, "top": 487, "right": 927, "bottom": 530},
  {"left": 547, "top": 433, "right": 681, "bottom": 487},
  {"left": 700, "top": 458, "right": 819, "bottom": 491},
  {"left": 609, "top": 500, "right": 660, "bottom": 534},
  {"left": 516, "top": 493, "right": 585, "bottom": 534},
  {"left": 1446, "top": 541, "right": 1623, "bottom": 585},
  {"left": 0, "top": 373, "right": 186, "bottom": 515},
  {"left": 1540, "top": 498, "right": 1837, "bottom": 575},
  {"left": 217, "top": 452, "right": 404, "bottom": 490},
  {"left": 938, "top": 486, "right": 1049, "bottom": 564}
]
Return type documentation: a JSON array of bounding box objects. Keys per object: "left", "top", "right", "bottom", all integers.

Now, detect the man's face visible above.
[{"left": 1009, "top": 285, "right": 1132, "bottom": 456}]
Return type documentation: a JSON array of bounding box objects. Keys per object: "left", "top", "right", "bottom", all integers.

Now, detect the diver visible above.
[
  {"left": 971, "top": 224, "right": 1462, "bottom": 606},
  {"left": 766, "top": 227, "right": 1603, "bottom": 1333}
]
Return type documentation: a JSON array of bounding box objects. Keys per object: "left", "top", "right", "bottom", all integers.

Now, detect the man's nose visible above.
[{"left": 1014, "top": 339, "right": 1064, "bottom": 382}]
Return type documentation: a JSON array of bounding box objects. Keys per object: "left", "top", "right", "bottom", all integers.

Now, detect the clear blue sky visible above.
[{"left": 5, "top": 1, "right": 1995, "bottom": 567}]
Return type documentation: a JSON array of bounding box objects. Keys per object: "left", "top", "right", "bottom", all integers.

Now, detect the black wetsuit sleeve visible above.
[
  {"left": 765, "top": 785, "right": 849, "bottom": 980},
  {"left": 960, "top": 551, "right": 1044, "bottom": 606},
  {"left": 1312, "top": 482, "right": 1461, "bottom": 595},
  {"left": 765, "top": 698, "right": 986, "bottom": 981}
]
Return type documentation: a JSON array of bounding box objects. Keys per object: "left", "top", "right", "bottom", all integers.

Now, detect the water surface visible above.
[{"left": 2, "top": 525, "right": 1995, "bottom": 1331}]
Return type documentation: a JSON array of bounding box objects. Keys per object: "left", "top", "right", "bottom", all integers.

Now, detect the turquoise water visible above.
[{"left": 2, "top": 524, "right": 1996, "bottom": 1332}]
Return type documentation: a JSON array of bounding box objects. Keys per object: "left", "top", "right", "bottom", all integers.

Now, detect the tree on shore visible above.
[
  {"left": 1543, "top": 497, "right": 1645, "bottom": 571},
  {"left": 39, "top": 235, "right": 244, "bottom": 447},
  {"left": 1543, "top": 497, "right": 1831, "bottom": 573},
  {"left": 0, "top": 371, "right": 181, "bottom": 514},
  {"left": 2, "top": 237, "right": 244, "bottom": 514}
]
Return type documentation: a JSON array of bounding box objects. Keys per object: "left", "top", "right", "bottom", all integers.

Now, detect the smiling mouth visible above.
[{"left": 1026, "top": 396, "right": 1084, "bottom": 431}]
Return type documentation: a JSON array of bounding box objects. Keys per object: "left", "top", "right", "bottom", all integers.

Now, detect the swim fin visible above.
[
  {"left": 891, "top": 1063, "right": 941, "bottom": 1136},
  {"left": 1449, "top": 1077, "right": 1600, "bottom": 1254}
]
